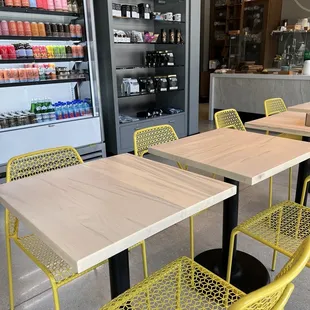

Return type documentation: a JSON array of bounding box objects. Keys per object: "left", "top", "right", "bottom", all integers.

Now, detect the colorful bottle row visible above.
[
  {"left": 1, "top": 0, "right": 79, "bottom": 13},
  {"left": 0, "top": 44, "right": 84, "bottom": 60},
  {"left": 0, "top": 21, "right": 82, "bottom": 38},
  {"left": 0, "top": 63, "right": 57, "bottom": 83}
]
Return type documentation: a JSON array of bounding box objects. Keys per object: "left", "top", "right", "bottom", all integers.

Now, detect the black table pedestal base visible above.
[{"left": 195, "top": 249, "right": 270, "bottom": 294}]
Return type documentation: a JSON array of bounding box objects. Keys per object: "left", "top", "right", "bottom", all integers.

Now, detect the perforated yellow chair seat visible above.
[
  {"left": 100, "top": 257, "right": 245, "bottom": 310},
  {"left": 101, "top": 237, "right": 310, "bottom": 310},
  {"left": 235, "top": 201, "right": 310, "bottom": 268},
  {"left": 14, "top": 234, "right": 100, "bottom": 284}
]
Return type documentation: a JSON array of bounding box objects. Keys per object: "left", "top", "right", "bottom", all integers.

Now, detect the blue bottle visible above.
[{"left": 29, "top": 0, "right": 37, "bottom": 8}]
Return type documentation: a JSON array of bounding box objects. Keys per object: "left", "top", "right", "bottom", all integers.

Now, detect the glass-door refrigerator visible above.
[{"left": 0, "top": 0, "right": 105, "bottom": 182}]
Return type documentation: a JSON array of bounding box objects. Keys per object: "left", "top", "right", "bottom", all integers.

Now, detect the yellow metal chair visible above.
[
  {"left": 133, "top": 125, "right": 204, "bottom": 260},
  {"left": 5, "top": 146, "right": 148, "bottom": 310},
  {"left": 265, "top": 98, "right": 302, "bottom": 270},
  {"left": 100, "top": 237, "right": 310, "bottom": 310},
  {"left": 214, "top": 108, "right": 246, "bottom": 131},
  {"left": 227, "top": 176, "right": 310, "bottom": 286}
]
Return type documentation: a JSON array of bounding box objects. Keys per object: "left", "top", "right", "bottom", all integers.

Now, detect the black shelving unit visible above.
[
  {"left": 118, "top": 88, "right": 184, "bottom": 98},
  {"left": 114, "top": 42, "right": 185, "bottom": 45},
  {"left": 0, "top": 77, "right": 86, "bottom": 88},
  {"left": 113, "top": 16, "right": 185, "bottom": 24},
  {"left": 0, "top": 35, "right": 81, "bottom": 42},
  {"left": 0, "top": 6, "right": 80, "bottom": 17},
  {"left": 0, "top": 57, "right": 84, "bottom": 64}
]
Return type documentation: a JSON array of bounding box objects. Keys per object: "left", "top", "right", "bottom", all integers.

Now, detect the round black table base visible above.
[{"left": 195, "top": 249, "right": 270, "bottom": 294}]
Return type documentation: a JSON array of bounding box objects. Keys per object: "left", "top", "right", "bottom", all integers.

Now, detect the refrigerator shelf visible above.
[
  {"left": 116, "top": 64, "right": 184, "bottom": 70},
  {"left": 0, "top": 35, "right": 82, "bottom": 42},
  {"left": 0, "top": 58, "right": 85, "bottom": 64},
  {"left": 0, "top": 6, "right": 81, "bottom": 17},
  {"left": 0, "top": 77, "right": 86, "bottom": 88},
  {"left": 0, "top": 115, "right": 95, "bottom": 134},
  {"left": 118, "top": 88, "right": 184, "bottom": 98}
]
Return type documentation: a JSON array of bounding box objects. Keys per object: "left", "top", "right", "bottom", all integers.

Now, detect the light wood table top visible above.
[
  {"left": 245, "top": 111, "right": 310, "bottom": 137},
  {"left": 149, "top": 128, "right": 310, "bottom": 185},
  {"left": 0, "top": 154, "right": 236, "bottom": 274},
  {"left": 288, "top": 102, "right": 310, "bottom": 113}
]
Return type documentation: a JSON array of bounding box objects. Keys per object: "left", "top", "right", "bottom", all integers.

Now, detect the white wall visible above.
[{"left": 282, "top": 0, "right": 310, "bottom": 21}]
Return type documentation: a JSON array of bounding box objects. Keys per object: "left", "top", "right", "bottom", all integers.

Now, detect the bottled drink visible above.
[
  {"left": 36, "top": 0, "right": 43, "bottom": 9},
  {"left": 29, "top": 0, "right": 36, "bottom": 8},
  {"left": 16, "top": 21, "right": 25, "bottom": 36},
  {"left": 54, "top": 0, "right": 62, "bottom": 11},
  {"left": 61, "top": 0, "right": 68, "bottom": 11},
  {"left": 4, "top": 0, "right": 13, "bottom": 6},
  {"left": 67, "top": 0, "right": 72, "bottom": 11},
  {"left": 13, "top": 0, "right": 21, "bottom": 6},
  {"left": 71, "top": 0, "right": 77, "bottom": 13},
  {"left": 46, "top": 0, "right": 54, "bottom": 10},
  {"left": 30, "top": 99, "right": 37, "bottom": 113},
  {"left": 21, "top": 0, "right": 29, "bottom": 7},
  {"left": 30, "top": 22, "right": 39, "bottom": 36},
  {"left": 41, "top": 0, "right": 47, "bottom": 9},
  {"left": 68, "top": 102, "right": 74, "bottom": 118},
  {"left": 8, "top": 21, "right": 17, "bottom": 36},
  {"left": 1, "top": 21, "right": 9, "bottom": 35},
  {"left": 23, "top": 21, "right": 32, "bottom": 36},
  {"left": 38, "top": 22, "right": 46, "bottom": 36},
  {"left": 25, "top": 43, "right": 33, "bottom": 58}
]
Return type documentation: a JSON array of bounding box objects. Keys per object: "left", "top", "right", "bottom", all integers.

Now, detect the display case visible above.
[
  {"left": 0, "top": 0, "right": 106, "bottom": 179},
  {"left": 272, "top": 31, "right": 310, "bottom": 69},
  {"left": 95, "top": 0, "right": 200, "bottom": 154}
]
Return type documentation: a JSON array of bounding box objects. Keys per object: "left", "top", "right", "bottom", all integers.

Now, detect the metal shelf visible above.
[
  {"left": 0, "top": 35, "right": 82, "bottom": 42},
  {"left": 115, "top": 42, "right": 185, "bottom": 45},
  {"left": 0, "top": 57, "right": 84, "bottom": 64},
  {"left": 118, "top": 88, "right": 184, "bottom": 98},
  {"left": 0, "top": 6, "right": 80, "bottom": 17},
  {"left": 116, "top": 65, "right": 184, "bottom": 70},
  {"left": 0, "top": 77, "right": 86, "bottom": 88},
  {"left": 113, "top": 16, "right": 185, "bottom": 24}
]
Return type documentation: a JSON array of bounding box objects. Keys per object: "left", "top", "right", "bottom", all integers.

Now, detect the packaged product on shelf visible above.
[
  {"left": 25, "top": 43, "right": 33, "bottom": 58},
  {"left": 29, "top": 0, "right": 36, "bottom": 8},
  {"left": 18, "top": 68, "right": 27, "bottom": 82},
  {"left": 54, "top": 0, "right": 62, "bottom": 11},
  {"left": 65, "top": 45, "right": 72, "bottom": 57},
  {"left": 45, "top": 23, "right": 52, "bottom": 36},
  {"left": 71, "top": 45, "right": 78, "bottom": 58},
  {"left": 3, "top": 69, "right": 9, "bottom": 82},
  {"left": 13, "top": 0, "right": 21, "bottom": 6},
  {"left": 64, "top": 24, "right": 70, "bottom": 37},
  {"left": 4, "top": 0, "right": 13, "bottom": 6},
  {"left": 131, "top": 30, "right": 143, "bottom": 42},
  {"left": 71, "top": 0, "right": 78, "bottom": 13},
  {"left": 57, "top": 23, "right": 64, "bottom": 37},
  {"left": 21, "top": 0, "right": 29, "bottom": 7},
  {"left": 46, "top": 45, "right": 54, "bottom": 58},
  {"left": 61, "top": 0, "right": 68, "bottom": 11},
  {"left": 31, "top": 22, "right": 39, "bottom": 36},
  {"left": 38, "top": 22, "right": 46, "bottom": 36},
  {"left": 167, "top": 74, "right": 178, "bottom": 90},
  {"left": 130, "top": 5, "right": 139, "bottom": 18},
  {"left": 138, "top": 77, "right": 147, "bottom": 93},
  {"left": 76, "top": 44, "right": 83, "bottom": 58},
  {"left": 146, "top": 77, "right": 155, "bottom": 93},
  {"left": 0, "top": 25, "right": 2, "bottom": 36},
  {"left": 121, "top": 5, "right": 131, "bottom": 18},
  {"left": 138, "top": 3, "right": 151, "bottom": 20},
  {"left": 154, "top": 76, "right": 168, "bottom": 92},
  {"left": 51, "top": 23, "right": 58, "bottom": 37},
  {"left": 0, "top": 69, "right": 4, "bottom": 83},
  {"left": 69, "top": 23, "right": 76, "bottom": 37},
  {"left": 23, "top": 21, "right": 32, "bottom": 36},
  {"left": 1, "top": 20, "right": 9, "bottom": 35},
  {"left": 112, "top": 3, "right": 121, "bottom": 17},
  {"left": 36, "top": 0, "right": 43, "bottom": 9},
  {"left": 75, "top": 24, "right": 82, "bottom": 38},
  {"left": 15, "top": 43, "right": 26, "bottom": 58},
  {"left": 16, "top": 21, "right": 25, "bottom": 36},
  {"left": 8, "top": 21, "right": 17, "bottom": 36}
]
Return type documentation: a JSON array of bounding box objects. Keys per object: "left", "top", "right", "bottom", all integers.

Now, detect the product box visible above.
[{"left": 112, "top": 3, "right": 122, "bottom": 17}]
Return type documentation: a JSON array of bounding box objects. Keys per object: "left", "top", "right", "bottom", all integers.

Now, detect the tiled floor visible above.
[{"left": 0, "top": 122, "right": 309, "bottom": 309}]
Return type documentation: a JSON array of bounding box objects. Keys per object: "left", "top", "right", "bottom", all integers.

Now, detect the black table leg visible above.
[
  {"left": 296, "top": 136, "right": 310, "bottom": 205},
  {"left": 195, "top": 178, "right": 270, "bottom": 293},
  {"left": 109, "top": 249, "right": 130, "bottom": 299}
]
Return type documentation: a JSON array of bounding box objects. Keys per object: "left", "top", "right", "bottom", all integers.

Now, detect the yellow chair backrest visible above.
[
  {"left": 264, "top": 98, "right": 287, "bottom": 117},
  {"left": 133, "top": 124, "right": 178, "bottom": 157},
  {"left": 6, "top": 146, "right": 83, "bottom": 238},
  {"left": 230, "top": 236, "right": 310, "bottom": 310},
  {"left": 214, "top": 109, "right": 246, "bottom": 131}
]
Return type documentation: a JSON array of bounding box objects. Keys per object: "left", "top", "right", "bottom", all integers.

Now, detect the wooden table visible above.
[
  {"left": 0, "top": 153, "right": 236, "bottom": 298},
  {"left": 149, "top": 128, "right": 310, "bottom": 293},
  {"left": 288, "top": 102, "right": 310, "bottom": 113},
  {"left": 245, "top": 111, "right": 310, "bottom": 204}
]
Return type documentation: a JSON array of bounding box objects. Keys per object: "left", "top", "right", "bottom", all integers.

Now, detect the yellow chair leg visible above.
[
  {"left": 271, "top": 250, "right": 278, "bottom": 272},
  {"left": 51, "top": 283, "right": 60, "bottom": 310},
  {"left": 190, "top": 216, "right": 194, "bottom": 260},
  {"left": 226, "top": 230, "right": 239, "bottom": 283},
  {"left": 141, "top": 241, "right": 148, "bottom": 278},
  {"left": 269, "top": 177, "right": 273, "bottom": 208},
  {"left": 288, "top": 168, "right": 292, "bottom": 201},
  {"left": 6, "top": 235, "right": 14, "bottom": 310}
]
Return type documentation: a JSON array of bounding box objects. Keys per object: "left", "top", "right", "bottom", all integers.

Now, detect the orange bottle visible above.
[
  {"left": 23, "top": 21, "right": 32, "bottom": 36},
  {"left": 13, "top": 0, "right": 21, "bottom": 6},
  {"left": 8, "top": 20, "right": 17, "bottom": 36},
  {"left": 38, "top": 22, "right": 46, "bottom": 36},
  {"left": 16, "top": 21, "right": 25, "bottom": 36},
  {"left": 30, "top": 22, "right": 39, "bottom": 36}
]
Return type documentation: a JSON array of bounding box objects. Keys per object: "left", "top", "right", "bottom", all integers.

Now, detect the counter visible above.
[{"left": 209, "top": 73, "right": 310, "bottom": 120}]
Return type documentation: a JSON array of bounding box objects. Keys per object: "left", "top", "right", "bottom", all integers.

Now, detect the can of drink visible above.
[
  {"left": 13, "top": 0, "right": 21, "bottom": 6},
  {"left": 60, "top": 45, "right": 66, "bottom": 58},
  {"left": 46, "top": 45, "right": 54, "bottom": 58},
  {"left": 18, "top": 68, "right": 27, "bottom": 82},
  {"left": 30, "top": 22, "right": 39, "bottom": 36},
  {"left": 21, "top": 0, "right": 29, "bottom": 7},
  {"left": 76, "top": 45, "right": 84, "bottom": 58},
  {"left": 38, "top": 22, "right": 46, "bottom": 36},
  {"left": 51, "top": 23, "right": 58, "bottom": 37},
  {"left": 47, "top": 0, "right": 54, "bottom": 10},
  {"left": 45, "top": 23, "right": 52, "bottom": 37},
  {"left": 0, "top": 69, "right": 4, "bottom": 84},
  {"left": 65, "top": 45, "right": 72, "bottom": 58},
  {"left": 4, "top": 0, "right": 13, "bottom": 6},
  {"left": 71, "top": 45, "right": 78, "bottom": 58},
  {"left": 53, "top": 45, "right": 60, "bottom": 58},
  {"left": 75, "top": 24, "right": 82, "bottom": 38},
  {"left": 23, "top": 21, "right": 32, "bottom": 36},
  {"left": 69, "top": 24, "right": 76, "bottom": 38},
  {"left": 57, "top": 23, "right": 64, "bottom": 37},
  {"left": 1, "top": 20, "right": 9, "bottom": 36},
  {"left": 8, "top": 20, "right": 17, "bottom": 36},
  {"left": 16, "top": 21, "right": 25, "bottom": 36},
  {"left": 64, "top": 24, "right": 70, "bottom": 37}
]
